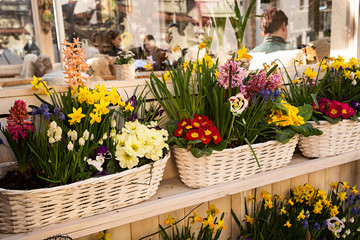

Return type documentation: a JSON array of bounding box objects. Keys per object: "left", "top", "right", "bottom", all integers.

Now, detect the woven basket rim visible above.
[
  {"left": 0, "top": 153, "right": 170, "bottom": 194},
  {"left": 172, "top": 135, "right": 298, "bottom": 153},
  {"left": 307, "top": 119, "right": 358, "bottom": 125}
]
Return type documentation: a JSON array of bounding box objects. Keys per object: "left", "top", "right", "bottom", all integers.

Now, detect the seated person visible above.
[
  {"left": 143, "top": 35, "right": 167, "bottom": 70},
  {"left": 251, "top": 8, "right": 290, "bottom": 53},
  {"left": 103, "top": 30, "right": 124, "bottom": 56}
]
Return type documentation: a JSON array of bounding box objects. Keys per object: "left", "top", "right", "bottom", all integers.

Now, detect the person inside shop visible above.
[
  {"left": 251, "top": 8, "right": 290, "bottom": 53},
  {"left": 143, "top": 35, "right": 166, "bottom": 70},
  {"left": 104, "top": 30, "right": 124, "bottom": 56}
]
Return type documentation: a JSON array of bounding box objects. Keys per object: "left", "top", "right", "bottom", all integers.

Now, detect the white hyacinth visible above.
[
  {"left": 49, "top": 137, "right": 55, "bottom": 144},
  {"left": 67, "top": 141, "right": 74, "bottom": 151},
  {"left": 83, "top": 130, "right": 89, "bottom": 140},
  {"left": 111, "top": 119, "right": 117, "bottom": 128},
  {"left": 79, "top": 137, "right": 85, "bottom": 146},
  {"left": 102, "top": 132, "right": 108, "bottom": 140}
]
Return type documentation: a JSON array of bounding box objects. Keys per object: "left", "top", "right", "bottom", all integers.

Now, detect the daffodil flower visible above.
[{"left": 68, "top": 107, "right": 86, "bottom": 125}]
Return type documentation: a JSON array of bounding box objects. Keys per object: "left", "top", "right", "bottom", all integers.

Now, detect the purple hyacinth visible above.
[{"left": 314, "top": 222, "right": 320, "bottom": 232}]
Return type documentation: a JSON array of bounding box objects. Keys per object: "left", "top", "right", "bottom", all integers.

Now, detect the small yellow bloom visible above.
[
  {"left": 330, "top": 205, "right": 339, "bottom": 217},
  {"left": 348, "top": 57, "right": 358, "bottom": 67},
  {"left": 288, "top": 199, "right": 294, "bottom": 206},
  {"left": 355, "top": 70, "right": 360, "bottom": 79},
  {"left": 265, "top": 199, "right": 273, "bottom": 209},
  {"left": 330, "top": 181, "right": 338, "bottom": 189},
  {"left": 183, "top": 60, "right": 189, "bottom": 69},
  {"left": 216, "top": 219, "right": 226, "bottom": 230},
  {"left": 304, "top": 67, "right": 318, "bottom": 79},
  {"left": 236, "top": 46, "right": 248, "bottom": 61},
  {"left": 317, "top": 189, "right": 326, "bottom": 198},
  {"left": 245, "top": 215, "right": 254, "bottom": 224},
  {"left": 351, "top": 185, "right": 358, "bottom": 194},
  {"left": 68, "top": 107, "right": 86, "bottom": 125},
  {"left": 297, "top": 210, "right": 306, "bottom": 220},
  {"left": 172, "top": 45, "right": 180, "bottom": 52},
  {"left": 124, "top": 102, "right": 134, "bottom": 112},
  {"left": 164, "top": 214, "right": 176, "bottom": 226},
  {"left": 249, "top": 195, "right": 255, "bottom": 202},
  {"left": 190, "top": 211, "right": 202, "bottom": 224},
  {"left": 31, "top": 76, "right": 42, "bottom": 90},
  {"left": 202, "top": 214, "right": 215, "bottom": 229},
  {"left": 280, "top": 207, "right": 287, "bottom": 215},
  {"left": 96, "top": 230, "right": 111, "bottom": 240},
  {"left": 343, "top": 181, "right": 350, "bottom": 189},
  {"left": 292, "top": 77, "right": 301, "bottom": 84},
  {"left": 284, "top": 220, "right": 291, "bottom": 228},
  {"left": 198, "top": 41, "right": 206, "bottom": 50},
  {"left": 94, "top": 98, "right": 110, "bottom": 115},
  {"left": 206, "top": 204, "right": 220, "bottom": 217},
  {"left": 163, "top": 71, "right": 171, "bottom": 81},
  {"left": 90, "top": 110, "right": 101, "bottom": 125},
  {"left": 337, "top": 192, "right": 347, "bottom": 201},
  {"left": 144, "top": 62, "right": 152, "bottom": 70}
]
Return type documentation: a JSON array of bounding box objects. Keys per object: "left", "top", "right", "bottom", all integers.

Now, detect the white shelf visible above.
[{"left": 1, "top": 151, "right": 360, "bottom": 240}]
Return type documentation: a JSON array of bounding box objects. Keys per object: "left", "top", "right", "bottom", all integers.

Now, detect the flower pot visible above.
[
  {"left": 114, "top": 64, "right": 135, "bottom": 80},
  {"left": 298, "top": 120, "right": 360, "bottom": 158},
  {"left": 0, "top": 154, "right": 169, "bottom": 233},
  {"left": 173, "top": 136, "right": 298, "bottom": 189}
]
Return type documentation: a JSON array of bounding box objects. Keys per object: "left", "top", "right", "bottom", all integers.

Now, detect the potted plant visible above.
[
  {"left": 114, "top": 50, "right": 136, "bottom": 80},
  {"left": 0, "top": 40, "right": 169, "bottom": 233},
  {"left": 281, "top": 56, "right": 360, "bottom": 157},
  {"left": 148, "top": 47, "right": 320, "bottom": 188}
]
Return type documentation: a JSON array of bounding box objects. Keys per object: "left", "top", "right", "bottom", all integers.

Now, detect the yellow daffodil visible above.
[
  {"left": 77, "top": 86, "right": 89, "bottom": 104},
  {"left": 203, "top": 54, "right": 214, "bottom": 69},
  {"left": 164, "top": 214, "right": 176, "bottom": 226},
  {"left": 281, "top": 93, "right": 285, "bottom": 99},
  {"left": 343, "top": 181, "right": 350, "bottom": 189},
  {"left": 31, "top": 76, "right": 42, "bottom": 90},
  {"left": 344, "top": 70, "right": 353, "bottom": 79},
  {"left": 288, "top": 199, "right": 294, "bottom": 206},
  {"left": 260, "top": 190, "right": 272, "bottom": 201},
  {"left": 215, "top": 70, "right": 219, "bottom": 79},
  {"left": 297, "top": 210, "right": 306, "bottom": 220},
  {"left": 206, "top": 205, "right": 220, "bottom": 217},
  {"left": 68, "top": 107, "right": 86, "bottom": 125},
  {"left": 90, "top": 110, "right": 101, "bottom": 125},
  {"left": 96, "top": 230, "right": 111, "bottom": 240},
  {"left": 275, "top": 194, "right": 283, "bottom": 200},
  {"left": 94, "top": 98, "right": 110, "bottom": 115},
  {"left": 330, "top": 181, "right": 338, "bottom": 189},
  {"left": 351, "top": 185, "right": 358, "bottom": 194},
  {"left": 183, "top": 60, "right": 189, "bottom": 69},
  {"left": 144, "top": 62, "right": 152, "bottom": 70},
  {"left": 317, "top": 189, "right": 326, "bottom": 198},
  {"left": 292, "top": 77, "right": 301, "bottom": 84},
  {"left": 190, "top": 211, "right": 202, "bottom": 224},
  {"left": 236, "top": 46, "right": 251, "bottom": 61},
  {"left": 198, "top": 41, "right": 206, "bottom": 50},
  {"left": 202, "top": 214, "right": 215, "bottom": 229},
  {"left": 216, "top": 219, "right": 226, "bottom": 230},
  {"left": 348, "top": 57, "right": 358, "bottom": 67},
  {"left": 304, "top": 67, "right": 318, "bottom": 79},
  {"left": 355, "top": 70, "right": 360, "bottom": 79},
  {"left": 337, "top": 192, "right": 347, "bottom": 201},
  {"left": 245, "top": 215, "right": 254, "bottom": 224},
  {"left": 284, "top": 220, "right": 291, "bottom": 228},
  {"left": 172, "top": 45, "right": 180, "bottom": 52},
  {"left": 249, "top": 195, "right": 255, "bottom": 202},
  {"left": 330, "top": 205, "right": 339, "bottom": 217},
  {"left": 124, "top": 102, "right": 134, "bottom": 112},
  {"left": 280, "top": 207, "right": 287, "bottom": 215},
  {"left": 265, "top": 199, "right": 273, "bottom": 209},
  {"left": 263, "top": 64, "right": 270, "bottom": 71},
  {"left": 163, "top": 71, "right": 171, "bottom": 81}
]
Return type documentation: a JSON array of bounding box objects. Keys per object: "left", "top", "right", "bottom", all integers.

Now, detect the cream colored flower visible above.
[
  {"left": 67, "top": 141, "right": 74, "bottom": 151},
  {"left": 115, "top": 147, "right": 139, "bottom": 169},
  {"left": 79, "top": 137, "right": 85, "bottom": 146},
  {"left": 49, "top": 137, "right": 55, "bottom": 144},
  {"left": 111, "top": 119, "right": 117, "bottom": 128},
  {"left": 124, "top": 135, "right": 146, "bottom": 158},
  {"left": 83, "top": 130, "right": 89, "bottom": 140}
]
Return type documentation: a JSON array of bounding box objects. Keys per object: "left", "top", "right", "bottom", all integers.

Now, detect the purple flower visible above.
[
  {"left": 127, "top": 112, "right": 138, "bottom": 122},
  {"left": 96, "top": 145, "right": 112, "bottom": 159},
  {"left": 217, "top": 59, "right": 247, "bottom": 90},
  {"left": 93, "top": 170, "right": 109, "bottom": 177},
  {"left": 351, "top": 207, "right": 357, "bottom": 216},
  {"left": 322, "top": 220, "right": 328, "bottom": 228},
  {"left": 302, "top": 220, "right": 309, "bottom": 230},
  {"left": 350, "top": 100, "right": 360, "bottom": 111},
  {"left": 126, "top": 96, "right": 137, "bottom": 108},
  {"left": 346, "top": 194, "right": 354, "bottom": 205},
  {"left": 314, "top": 222, "right": 320, "bottom": 232},
  {"left": 356, "top": 194, "right": 360, "bottom": 201},
  {"left": 37, "top": 103, "right": 50, "bottom": 120},
  {"left": 54, "top": 106, "right": 65, "bottom": 121}
]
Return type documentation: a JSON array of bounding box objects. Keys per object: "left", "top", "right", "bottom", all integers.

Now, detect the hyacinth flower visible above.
[{"left": 1, "top": 100, "right": 33, "bottom": 172}]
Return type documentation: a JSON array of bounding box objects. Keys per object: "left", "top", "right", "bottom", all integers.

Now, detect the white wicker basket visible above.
[
  {"left": 173, "top": 136, "right": 298, "bottom": 189},
  {"left": 298, "top": 120, "right": 360, "bottom": 158},
  {"left": 0, "top": 154, "right": 169, "bottom": 233},
  {"left": 114, "top": 63, "right": 135, "bottom": 80}
]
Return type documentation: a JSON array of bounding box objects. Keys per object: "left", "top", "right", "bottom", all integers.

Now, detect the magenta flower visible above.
[
  {"left": 6, "top": 100, "right": 33, "bottom": 140},
  {"left": 217, "top": 60, "right": 246, "bottom": 90}
]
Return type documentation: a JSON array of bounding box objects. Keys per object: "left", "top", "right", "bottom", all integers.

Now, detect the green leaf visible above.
[
  {"left": 178, "top": 109, "right": 192, "bottom": 120},
  {"left": 188, "top": 139, "right": 202, "bottom": 145},
  {"left": 323, "top": 116, "right": 341, "bottom": 124},
  {"left": 290, "top": 123, "right": 323, "bottom": 137},
  {"left": 175, "top": 138, "right": 187, "bottom": 148},
  {"left": 273, "top": 101, "right": 289, "bottom": 114},
  {"left": 202, "top": 147, "right": 213, "bottom": 156},
  {"left": 212, "top": 140, "right": 227, "bottom": 151},
  {"left": 275, "top": 127, "right": 296, "bottom": 144},
  {"left": 297, "top": 104, "right": 313, "bottom": 121},
  {"left": 190, "top": 147, "right": 203, "bottom": 158},
  {"left": 106, "top": 159, "right": 120, "bottom": 174}
]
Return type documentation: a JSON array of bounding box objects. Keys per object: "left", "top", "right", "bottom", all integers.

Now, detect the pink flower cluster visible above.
[
  {"left": 7, "top": 100, "right": 33, "bottom": 140},
  {"left": 217, "top": 60, "right": 247, "bottom": 90},
  {"left": 312, "top": 98, "right": 355, "bottom": 119},
  {"left": 244, "top": 70, "right": 282, "bottom": 98}
]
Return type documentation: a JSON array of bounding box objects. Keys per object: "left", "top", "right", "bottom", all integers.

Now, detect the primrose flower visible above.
[
  {"left": 115, "top": 147, "right": 139, "bottom": 169},
  {"left": 229, "top": 93, "right": 248, "bottom": 116}
]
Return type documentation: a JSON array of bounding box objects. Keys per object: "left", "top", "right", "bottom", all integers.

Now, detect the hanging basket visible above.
[
  {"left": 298, "top": 120, "right": 360, "bottom": 158},
  {"left": 114, "top": 63, "right": 135, "bottom": 80},
  {"left": 173, "top": 136, "right": 298, "bottom": 189},
  {"left": 0, "top": 154, "right": 169, "bottom": 233}
]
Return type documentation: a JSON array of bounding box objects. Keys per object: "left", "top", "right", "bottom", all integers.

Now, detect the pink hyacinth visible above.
[
  {"left": 6, "top": 100, "right": 33, "bottom": 140},
  {"left": 244, "top": 70, "right": 282, "bottom": 98},
  {"left": 217, "top": 59, "right": 246, "bottom": 91}
]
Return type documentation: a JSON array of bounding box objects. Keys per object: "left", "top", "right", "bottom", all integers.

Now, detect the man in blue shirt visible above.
[{"left": 252, "top": 8, "right": 289, "bottom": 53}]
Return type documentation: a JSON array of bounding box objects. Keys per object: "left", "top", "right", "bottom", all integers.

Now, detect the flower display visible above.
[
  {"left": 115, "top": 50, "right": 135, "bottom": 65},
  {"left": 268, "top": 100, "right": 305, "bottom": 127},
  {"left": 232, "top": 181, "right": 360, "bottom": 240},
  {"left": 217, "top": 59, "right": 247, "bottom": 89}
]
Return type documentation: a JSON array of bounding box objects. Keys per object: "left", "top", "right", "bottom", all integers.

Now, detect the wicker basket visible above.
[
  {"left": 114, "top": 63, "right": 135, "bottom": 80},
  {"left": 0, "top": 154, "right": 169, "bottom": 233},
  {"left": 173, "top": 136, "right": 298, "bottom": 188},
  {"left": 298, "top": 120, "right": 360, "bottom": 158}
]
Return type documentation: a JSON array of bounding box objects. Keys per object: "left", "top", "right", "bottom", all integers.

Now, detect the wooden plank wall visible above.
[{"left": 75, "top": 161, "right": 360, "bottom": 240}]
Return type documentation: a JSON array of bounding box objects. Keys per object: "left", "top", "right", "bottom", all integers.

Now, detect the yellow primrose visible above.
[
  {"left": 90, "top": 110, "right": 101, "bottom": 125},
  {"left": 304, "top": 67, "right": 318, "bottom": 79},
  {"left": 68, "top": 107, "right": 86, "bottom": 125},
  {"left": 31, "top": 76, "right": 42, "bottom": 90},
  {"left": 284, "top": 220, "right": 291, "bottom": 228},
  {"left": 144, "top": 62, "right": 152, "bottom": 70},
  {"left": 94, "top": 98, "right": 110, "bottom": 115},
  {"left": 245, "top": 215, "right": 254, "bottom": 224},
  {"left": 337, "top": 192, "right": 347, "bottom": 201},
  {"left": 164, "top": 214, "right": 176, "bottom": 226}
]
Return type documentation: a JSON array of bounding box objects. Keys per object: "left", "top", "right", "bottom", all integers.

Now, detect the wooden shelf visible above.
[{"left": 1, "top": 150, "right": 360, "bottom": 240}]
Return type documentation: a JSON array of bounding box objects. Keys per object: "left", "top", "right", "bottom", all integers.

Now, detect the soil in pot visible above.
[{"left": 0, "top": 169, "right": 48, "bottom": 190}]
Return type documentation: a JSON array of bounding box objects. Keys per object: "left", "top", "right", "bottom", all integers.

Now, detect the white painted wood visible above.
[{"left": 1, "top": 151, "right": 360, "bottom": 240}]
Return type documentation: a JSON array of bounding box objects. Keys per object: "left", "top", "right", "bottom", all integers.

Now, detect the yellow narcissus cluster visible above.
[
  {"left": 268, "top": 100, "right": 305, "bottom": 127},
  {"left": 114, "top": 120, "right": 169, "bottom": 169}
]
